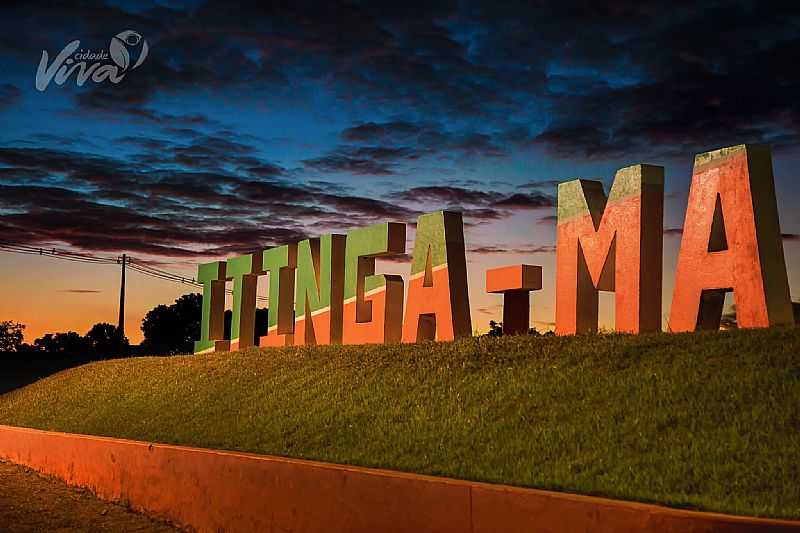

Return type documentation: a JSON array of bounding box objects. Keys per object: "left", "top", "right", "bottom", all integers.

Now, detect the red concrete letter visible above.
[
  {"left": 402, "top": 211, "right": 472, "bottom": 342},
  {"left": 669, "top": 144, "right": 793, "bottom": 331},
  {"left": 342, "top": 222, "right": 406, "bottom": 344},
  {"left": 486, "top": 265, "right": 543, "bottom": 335},
  {"left": 555, "top": 164, "right": 664, "bottom": 335}
]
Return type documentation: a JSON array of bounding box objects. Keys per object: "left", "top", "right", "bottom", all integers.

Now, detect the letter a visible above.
[
  {"left": 555, "top": 164, "right": 664, "bottom": 334},
  {"left": 669, "top": 145, "right": 792, "bottom": 331},
  {"left": 402, "top": 211, "right": 471, "bottom": 342}
]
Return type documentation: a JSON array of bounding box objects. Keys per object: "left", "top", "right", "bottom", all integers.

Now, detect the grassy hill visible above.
[{"left": 0, "top": 328, "right": 798, "bottom": 519}]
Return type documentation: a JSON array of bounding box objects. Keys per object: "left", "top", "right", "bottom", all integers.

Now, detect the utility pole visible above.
[{"left": 118, "top": 253, "right": 126, "bottom": 337}]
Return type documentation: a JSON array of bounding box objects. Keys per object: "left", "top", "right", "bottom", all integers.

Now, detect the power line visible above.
[
  {"left": 127, "top": 260, "right": 269, "bottom": 302},
  {"left": 0, "top": 240, "right": 118, "bottom": 259},
  {"left": 0, "top": 242, "right": 119, "bottom": 264},
  {"left": 0, "top": 242, "right": 268, "bottom": 303}
]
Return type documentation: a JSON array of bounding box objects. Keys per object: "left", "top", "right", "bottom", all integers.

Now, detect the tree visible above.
[
  {"left": 486, "top": 320, "right": 503, "bottom": 337},
  {"left": 140, "top": 293, "right": 203, "bottom": 355},
  {"left": 140, "top": 293, "right": 271, "bottom": 355},
  {"left": 85, "top": 323, "right": 129, "bottom": 357},
  {"left": 33, "top": 331, "right": 91, "bottom": 357},
  {"left": 0, "top": 321, "right": 25, "bottom": 352}
]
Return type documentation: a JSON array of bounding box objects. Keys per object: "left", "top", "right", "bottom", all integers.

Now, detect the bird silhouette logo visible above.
[{"left": 109, "top": 30, "right": 149, "bottom": 72}]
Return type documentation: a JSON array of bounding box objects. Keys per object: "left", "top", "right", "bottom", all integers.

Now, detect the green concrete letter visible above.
[{"left": 194, "top": 261, "right": 230, "bottom": 354}]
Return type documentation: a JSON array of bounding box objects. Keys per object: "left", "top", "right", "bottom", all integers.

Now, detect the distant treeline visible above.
[{"left": 0, "top": 293, "right": 273, "bottom": 360}]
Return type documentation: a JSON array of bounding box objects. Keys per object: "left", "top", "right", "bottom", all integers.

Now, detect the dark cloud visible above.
[
  {"left": 521, "top": 3, "right": 800, "bottom": 158},
  {"left": 0, "top": 84, "right": 21, "bottom": 109},
  {"left": 3, "top": 2, "right": 797, "bottom": 159},
  {"left": 2, "top": 1, "right": 799, "bottom": 261},
  {"left": 339, "top": 121, "right": 510, "bottom": 168},
  {"left": 521, "top": 179, "right": 563, "bottom": 192},
  {"left": 478, "top": 305, "right": 501, "bottom": 316},
  {"left": 389, "top": 186, "right": 553, "bottom": 227},
  {"left": 0, "top": 133, "right": 550, "bottom": 259},
  {"left": 59, "top": 289, "right": 102, "bottom": 294},
  {"left": 306, "top": 120, "right": 514, "bottom": 177},
  {"left": 393, "top": 186, "right": 500, "bottom": 205},
  {"left": 302, "top": 146, "right": 413, "bottom": 176},
  {"left": 469, "top": 244, "right": 555, "bottom": 255},
  {"left": 341, "top": 121, "right": 423, "bottom": 142},
  {"left": 394, "top": 186, "right": 553, "bottom": 210},
  {"left": 0, "top": 138, "right": 420, "bottom": 258},
  {"left": 664, "top": 228, "right": 684, "bottom": 236},
  {"left": 491, "top": 193, "right": 553, "bottom": 209}
]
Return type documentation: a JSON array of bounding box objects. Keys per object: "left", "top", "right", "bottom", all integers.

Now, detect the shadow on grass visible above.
[{"left": 0, "top": 355, "right": 90, "bottom": 395}]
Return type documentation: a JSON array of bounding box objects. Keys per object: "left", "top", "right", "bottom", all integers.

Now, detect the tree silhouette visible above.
[
  {"left": 0, "top": 321, "right": 25, "bottom": 352},
  {"left": 486, "top": 320, "right": 503, "bottom": 337},
  {"left": 85, "top": 323, "right": 129, "bottom": 357},
  {"left": 140, "top": 293, "right": 202, "bottom": 355},
  {"left": 33, "top": 331, "right": 90, "bottom": 357},
  {"left": 140, "top": 293, "right": 270, "bottom": 355}
]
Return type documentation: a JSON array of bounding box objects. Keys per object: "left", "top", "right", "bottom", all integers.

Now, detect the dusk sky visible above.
[{"left": 1, "top": 1, "right": 799, "bottom": 343}]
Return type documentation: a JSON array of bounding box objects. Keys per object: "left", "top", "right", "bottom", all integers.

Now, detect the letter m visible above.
[{"left": 555, "top": 164, "right": 664, "bottom": 334}]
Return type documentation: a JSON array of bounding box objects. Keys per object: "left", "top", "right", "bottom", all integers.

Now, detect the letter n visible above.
[
  {"left": 342, "top": 222, "right": 406, "bottom": 344},
  {"left": 669, "top": 144, "right": 792, "bottom": 331},
  {"left": 555, "top": 164, "right": 664, "bottom": 334},
  {"left": 294, "top": 235, "right": 346, "bottom": 345},
  {"left": 402, "top": 211, "right": 472, "bottom": 342},
  {"left": 194, "top": 261, "right": 230, "bottom": 353}
]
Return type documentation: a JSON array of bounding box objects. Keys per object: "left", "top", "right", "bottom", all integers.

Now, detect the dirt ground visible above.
[{"left": 0, "top": 460, "right": 183, "bottom": 532}]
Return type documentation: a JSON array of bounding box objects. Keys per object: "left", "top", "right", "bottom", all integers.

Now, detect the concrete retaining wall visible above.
[{"left": 0, "top": 425, "right": 796, "bottom": 532}]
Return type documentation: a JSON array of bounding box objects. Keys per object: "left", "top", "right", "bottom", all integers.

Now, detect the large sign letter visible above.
[
  {"left": 486, "top": 264, "right": 542, "bottom": 335},
  {"left": 194, "top": 261, "right": 230, "bottom": 353},
  {"left": 555, "top": 164, "right": 664, "bottom": 334},
  {"left": 342, "top": 222, "right": 405, "bottom": 344},
  {"left": 669, "top": 144, "right": 792, "bottom": 331},
  {"left": 402, "top": 211, "right": 471, "bottom": 342},
  {"left": 226, "top": 252, "right": 262, "bottom": 351},
  {"left": 260, "top": 244, "right": 297, "bottom": 347},
  {"left": 294, "top": 234, "right": 346, "bottom": 345}
]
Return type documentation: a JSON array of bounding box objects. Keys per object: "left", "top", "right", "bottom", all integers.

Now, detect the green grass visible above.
[{"left": 1, "top": 328, "right": 799, "bottom": 519}]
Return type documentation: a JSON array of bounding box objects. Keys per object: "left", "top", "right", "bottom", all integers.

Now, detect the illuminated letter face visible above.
[
  {"left": 194, "top": 261, "right": 230, "bottom": 354},
  {"left": 486, "top": 264, "right": 543, "bottom": 335},
  {"left": 402, "top": 211, "right": 472, "bottom": 342},
  {"left": 669, "top": 145, "right": 793, "bottom": 331},
  {"left": 294, "top": 235, "right": 346, "bottom": 346},
  {"left": 555, "top": 164, "right": 664, "bottom": 335},
  {"left": 226, "top": 253, "right": 262, "bottom": 351},
  {"left": 259, "top": 244, "right": 297, "bottom": 347},
  {"left": 342, "top": 222, "right": 406, "bottom": 344}
]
